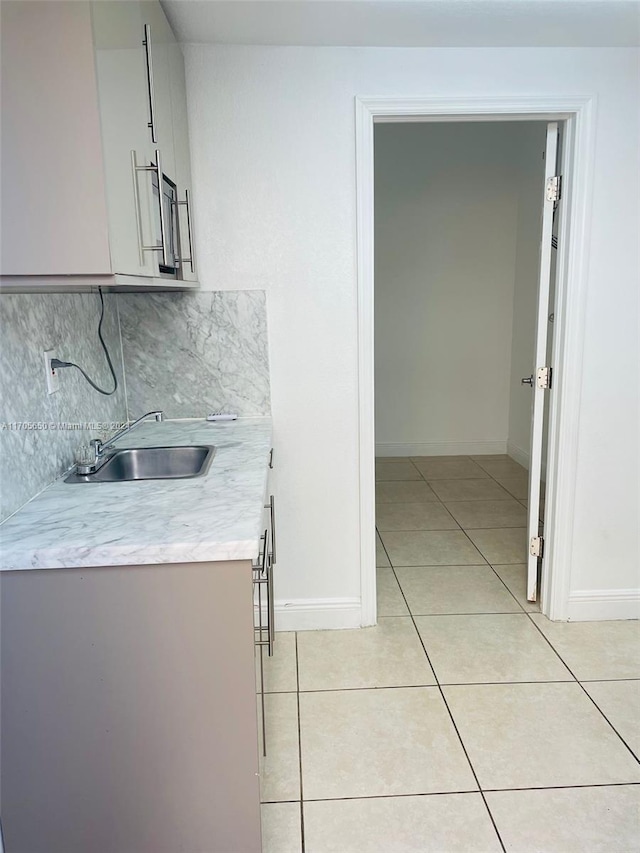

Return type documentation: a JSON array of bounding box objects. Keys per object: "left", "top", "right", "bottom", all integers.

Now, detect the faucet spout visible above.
[
  {"left": 76, "top": 411, "right": 165, "bottom": 475},
  {"left": 99, "top": 410, "right": 164, "bottom": 455}
]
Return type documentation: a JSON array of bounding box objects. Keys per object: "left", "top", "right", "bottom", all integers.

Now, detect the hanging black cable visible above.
[{"left": 51, "top": 288, "right": 118, "bottom": 396}]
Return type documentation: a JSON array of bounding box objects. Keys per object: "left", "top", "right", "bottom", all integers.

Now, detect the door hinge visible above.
[
  {"left": 536, "top": 366, "right": 552, "bottom": 389},
  {"left": 546, "top": 175, "right": 562, "bottom": 203},
  {"left": 530, "top": 536, "right": 544, "bottom": 558}
]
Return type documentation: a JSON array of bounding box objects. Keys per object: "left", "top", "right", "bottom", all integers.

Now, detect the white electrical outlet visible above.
[{"left": 44, "top": 349, "right": 60, "bottom": 394}]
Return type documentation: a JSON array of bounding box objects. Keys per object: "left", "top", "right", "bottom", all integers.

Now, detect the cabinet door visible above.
[
  {"left": 0, "top": 1, "right": 111, "bottom": 277},
  {"left": 139, "top": 1, "right": 177, "bottom": 181},
  {"left": 168, "top": 42, "right": 198, "bottom": 281},
  {"left": 92, "top": 1, "right": 157, "bottom": 277}
]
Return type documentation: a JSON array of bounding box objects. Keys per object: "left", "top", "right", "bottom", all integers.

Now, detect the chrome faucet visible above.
[
  {"left": 77, "top": 411, "right": 164, "bottom": 475},
  {"left": 101, "top": 410, "right": 164, "bottom": 452}
]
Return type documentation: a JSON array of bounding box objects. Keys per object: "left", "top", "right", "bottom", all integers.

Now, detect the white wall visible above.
[
  {"left": 184, "top": 45, "right": 639, "bottom": 624},
  {"left": 507, "top": 123, "right": 548, "bottom": 466},
  {"left": 374, "top": 121, "right": 531, "bottom": 458}
]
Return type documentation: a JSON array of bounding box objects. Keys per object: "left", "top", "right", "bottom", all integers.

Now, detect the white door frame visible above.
[{"left": 356, "top": 95, "right": 596, "bottom": 626}]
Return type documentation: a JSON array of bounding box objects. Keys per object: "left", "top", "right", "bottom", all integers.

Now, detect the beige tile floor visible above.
[{"left": 260, "top": 455, "right": 640, "bottom": 852}]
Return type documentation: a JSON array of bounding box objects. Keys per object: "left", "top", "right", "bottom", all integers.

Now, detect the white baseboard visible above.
[
  {"left": 274, "top": 597, "right": 362, "bottom": 631},
  {"left": 567, "top": 589, "right": 640, "bottom": 621},
  {"left": 375, "top": 440, "right": 507, "bottom": 458},
  {"left": 507, "top": 441, "right": 530, "bottom": 470}
]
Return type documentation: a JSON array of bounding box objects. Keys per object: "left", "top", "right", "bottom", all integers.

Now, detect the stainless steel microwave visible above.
[
  {"left": 132, "top": 148, "right": 193, "bottom": 280},
  {"left": 151, "top": 167, "right": 180, "bottom": 278}
]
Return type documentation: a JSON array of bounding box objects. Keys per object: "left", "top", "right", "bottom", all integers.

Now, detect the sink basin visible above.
[{"left": 65, "top": 445, "right": 215, "bottom": 483}]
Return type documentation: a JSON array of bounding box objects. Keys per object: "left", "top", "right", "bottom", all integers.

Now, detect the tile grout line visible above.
[
  {"left": 379, "top": 533, "right": 507, "bottom": 853},
  {"left": 376, "top": 463, "right": 637, "bottom": 829},
  {"left": 378, "top": 485, "right": 493, "bottom": 569},
  {"left": 389, "top": 561, "right": 532, "bottom": 568},
  {"left": 297, "top": 779, "right": 640, "bottom": 805},
  {"left": 292, "top": 679, "right": 578, "bottom": 693},
  {"left": 379, "top": 610, "right": 529, "bottom": 618},
  {"left": 416, "top": 628, "right": 508, "bottom": 852},
  {"left": 578, "top": 687, "right": 640, "bottom": 765},
  {"left": 521, "top": 611, "right": 640, "bottom": 765},
  {"left": 379, "top": 467, "right": 570, "bottom": 849},
  {"left": 262, "top": 780, "right": 640, "bottom": 806},
  {"left": 387, "top": 475, "right": 540, "bottom": 851},
  {"left": 258, "top": 673, "right": 640, "bottom": 695},
  {"left": 379, "top": 463, "right": 532, "bottom": 575},
  {"left": 381, "top": 509, "right": 640, "bottom": 781},
  {"left": 294, "top": 632, "right": 306, "bottom": 852},
  {"left": 467, "top": 458, "right": 639, "bottom": 762},
  {"left": 379, "top": 467, "right": 511, "bottom": 568},
  {"left": 379, "top": 525, "right": 527, "bottom": 532},
  {"left": 270, "top": 779, "right": 640, "bottom": 806},
  {"left": 486, "top": 563, "right": 534, "bottom": 616}
]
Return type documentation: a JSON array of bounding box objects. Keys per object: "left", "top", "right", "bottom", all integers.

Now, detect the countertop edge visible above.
[{"left": 0, "top": 418, "right": 272, "bottom": 571}]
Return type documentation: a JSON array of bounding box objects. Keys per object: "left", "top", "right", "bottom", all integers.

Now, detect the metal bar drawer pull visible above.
[
  {"left": 131, "top": 149, "right": 169, "bottom": 267},
  {"left": 265, "top": 494, "right": 276, "bottom": 566},
  {"left": 175, "top": 189, "right": 195, "bottom": 273},
  {"left": 253, "top": 529, "right": 270, "bottom": 755},
  {"left": 253, "top": 531, "right": 272, "bottom": 656},
  {"left": 254, "top": 492, "right": 276, "bottom": 756},
  {"left": 263, "top": 495, "right": 276, "bottom": 650}
]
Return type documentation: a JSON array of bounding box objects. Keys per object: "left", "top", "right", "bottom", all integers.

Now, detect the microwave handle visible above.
[
  {"left": 175, "top": 189, "right": 195, "bottom": 274},
  {"left": 131, "top": 149, "right": 169, "bottom": 267}
]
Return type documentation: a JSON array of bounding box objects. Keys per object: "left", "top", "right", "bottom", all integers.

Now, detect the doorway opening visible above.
[
  {"left": 356, "top": 97, "right": 596, "bottom": 627},
  {"left": 375, "top": 118, "right": 555, "bottom": 619}
]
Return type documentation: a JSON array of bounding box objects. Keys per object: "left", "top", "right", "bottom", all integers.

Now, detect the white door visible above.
[{"left": 524, "top": 122, "right": 560, "bottom": 601}]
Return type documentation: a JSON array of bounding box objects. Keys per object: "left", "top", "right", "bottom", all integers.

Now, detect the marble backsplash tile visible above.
[
  {"left": 118, "top": 291, "right": 270, "bottom": 419},
  {"left": 0, "top": 292, "right": 127, "bottom": 522},
  {"left": 0, "top": 289, "right": 271, "bottom": 523}
]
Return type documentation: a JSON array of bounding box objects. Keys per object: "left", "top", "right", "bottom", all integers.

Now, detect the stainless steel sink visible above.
[{"left": 65, "top": 445, "right": 215, "bottom": 483}]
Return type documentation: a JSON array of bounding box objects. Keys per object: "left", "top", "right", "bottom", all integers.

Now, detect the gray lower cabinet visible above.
[{"left": 0, "top": 560, "right": 263, "bottom": 852}]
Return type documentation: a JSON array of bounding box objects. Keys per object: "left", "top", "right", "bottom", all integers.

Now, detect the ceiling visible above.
[{"left": 161, "top": 0, "right": 640, "bottom": 47}]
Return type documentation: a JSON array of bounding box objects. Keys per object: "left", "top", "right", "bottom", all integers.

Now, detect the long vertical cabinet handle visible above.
[
  {"left": 253, "top": 530, "right": 269, "bottom": 755},
  {"left": 265, "top": 495, "right": 276, "bottom": 566},
  {"left": 131, "top": 149, "right": 169, "bottom": 267},
  {"left": 142, "top": 24, "right": 158, "bottom": 143},
  {"left": 264, "top": 494, "right": 276, "bottom": 652},
  {"left": 267, "top": 554, "right": 275, "bottom": 654},
  {"left": 175, "top": 190, "right": 195, "bottom": 272},
  {"left": 155, "top": 149, "right": 170, "bottom": 267}
]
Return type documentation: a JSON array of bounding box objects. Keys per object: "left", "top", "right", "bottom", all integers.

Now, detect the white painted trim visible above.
[
  {"left": 274, "top": 598, "right": 362, "bottom": 631},
  {"left": 507, "top": 441, "right": 530, "bottom": 470},
  {"left": 507, "top": 441, "right": 550, "bottom": 483},
  {"left": 356, "top": 96, "right": 377, "bottom": 628},
  {"left": 360, "top": 96, "right": 589, "bottom": 122},
  {"left": 541, "top": 101, "right": 597, "bottom": 621},
  {"left": 376, "top": 440, "right": 507, "bottom": 458},
  {"left": 567, "top": 589, "right": 640, "bottom": 622},
  {"left": 355, "top": 94, "right": 596, "bottom": 626},
  {"left": 0, "top": 274, "right": 198, "bottom": 292}
]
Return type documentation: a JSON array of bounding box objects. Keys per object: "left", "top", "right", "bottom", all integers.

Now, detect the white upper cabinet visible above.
[
  {"left": 139, "top": 2, "right": 177, "bottom": 180},
  {"left": 92, "top": 0, "right": 156, "bottom": 279},
  {"left": 0, "top": 0, "right": 198, "bottom": 290},
  {"left": 0, "top": 2, "right": 112, "bottom": 278},
  {"left": 168, "top": 40, "right": 198, "bottom": 282}
]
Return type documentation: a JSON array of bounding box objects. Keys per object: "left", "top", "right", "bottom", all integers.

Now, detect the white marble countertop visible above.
[{"left": 0, "top": 418, "right": 272, "bottom": 570}]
